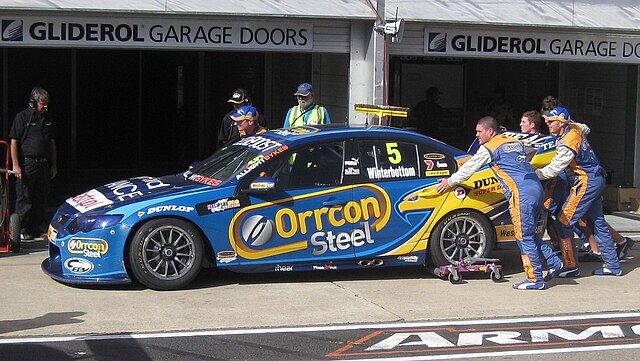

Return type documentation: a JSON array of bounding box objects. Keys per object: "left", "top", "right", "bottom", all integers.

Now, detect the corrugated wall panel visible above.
[
  {"left": 389, "top": 23, "right": 425, "bottom": 56},
  {"left": 313, "top": 21, "right": 350, "bottom": 53}
]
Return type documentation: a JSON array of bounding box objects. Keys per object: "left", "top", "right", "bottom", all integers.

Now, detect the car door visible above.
[
  {"left": 352, "top": 139, "right": 459, "bottom": 260},
  {"left": 232, "top": 140, "right": 357, "bottom": 268}
]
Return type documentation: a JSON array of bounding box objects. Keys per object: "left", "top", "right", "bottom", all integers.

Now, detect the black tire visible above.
[
  {"left": 429, "top": 210, "right": 495, "bottom": 266},
  {"left": 128, "top": 218, "right": 203, "bottom": 290},
  {"left": 10, "top": 213, "right": 21, "bottom": 253}
]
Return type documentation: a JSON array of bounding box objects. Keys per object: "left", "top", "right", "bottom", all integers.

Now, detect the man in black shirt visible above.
[
  {"left": 9, "top": 86, "right": 58, "bottom": 239},
  {"left": 218, "top": 88, "right": 251, "bottom": 147}
]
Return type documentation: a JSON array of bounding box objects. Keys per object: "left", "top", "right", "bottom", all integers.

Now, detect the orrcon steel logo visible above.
[
  {"left": 241, "top": 215, "right": 275, "bottom": 247},
  {"left": 2, "top": 20, "right": 23, "bottom": 41}
]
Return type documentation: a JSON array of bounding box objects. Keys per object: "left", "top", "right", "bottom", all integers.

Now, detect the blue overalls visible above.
[
  {"left": 484, "top": 135, "right": 563, "bottom": 282},
  {"left": 553, "top": 124, "right": 621, "bottom": 272}
]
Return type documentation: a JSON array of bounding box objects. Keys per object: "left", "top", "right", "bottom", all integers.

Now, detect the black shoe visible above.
[
  {"left": 578, "top": 251, "right": 603, "bottom": 262},
  {"left": 617, "top": 237, "right": 635, "bottom": 260}
]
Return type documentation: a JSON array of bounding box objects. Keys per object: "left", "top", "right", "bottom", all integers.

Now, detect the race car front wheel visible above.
[
  {"left": 428, "top": 210, "right": 495, "bottom": 266},
  {"left": 129, "top": 218, "right": 203, "bottom": 290}
]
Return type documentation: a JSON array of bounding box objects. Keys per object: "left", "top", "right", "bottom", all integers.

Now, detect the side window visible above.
[
  {"left": 359, "top": 141, "right": 419, "bottom": 181},
  {"left": 287, "top": 141, "right": 345, "bottom": 189},
  {"left": 417, "top": 144, "right": 457, "bottom": 178}
]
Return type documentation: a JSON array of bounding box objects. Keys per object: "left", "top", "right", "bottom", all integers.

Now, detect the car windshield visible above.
[{"left": 188, "top": 144, "right": 262, "bottom": 184}]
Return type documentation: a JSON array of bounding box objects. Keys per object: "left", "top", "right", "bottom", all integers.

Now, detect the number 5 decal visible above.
[{"left": 386, "top": 142, "right": 402, "bottom": 164}]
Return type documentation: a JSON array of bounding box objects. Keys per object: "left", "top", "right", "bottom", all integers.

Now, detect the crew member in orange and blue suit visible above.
[
  {"left": 536, "top": 107, "right": 622, "bottom": 277},
  {"left": 437, "top": 116, "right": 563, "bottom": 290}
]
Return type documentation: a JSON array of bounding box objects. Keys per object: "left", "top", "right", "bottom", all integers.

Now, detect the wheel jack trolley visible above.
[
  {"left": 435, "top": 257, "right": 503, "bottom": 284},
  {"left": 0, "top": 140, "right": 20, "bottom": 253}
]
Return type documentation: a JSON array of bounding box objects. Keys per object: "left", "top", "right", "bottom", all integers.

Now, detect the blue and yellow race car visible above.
[{"left": 42, "top": 125, "right": 557, "bottom": 290}]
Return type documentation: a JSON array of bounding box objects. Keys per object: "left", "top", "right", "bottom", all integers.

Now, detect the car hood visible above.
[{"left": 64, "top": 174, "right": 211, "bottom": 214}]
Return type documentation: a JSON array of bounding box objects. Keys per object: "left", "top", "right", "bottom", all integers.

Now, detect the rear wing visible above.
[{"left": 354, "top": 103, "right": 409, "bottom": 126}]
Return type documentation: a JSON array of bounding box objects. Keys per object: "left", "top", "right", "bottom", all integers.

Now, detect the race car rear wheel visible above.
[
  {"left": 129, "top": 218, "right": 203, "bottom": 290},
  {"left": 429, "top": 210, "right": 495, "bottom": 266}
]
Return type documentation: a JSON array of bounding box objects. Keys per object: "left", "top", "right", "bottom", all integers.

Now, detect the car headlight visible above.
[{"left": 66, "top": 214, "right": 124, "bottom": 235}]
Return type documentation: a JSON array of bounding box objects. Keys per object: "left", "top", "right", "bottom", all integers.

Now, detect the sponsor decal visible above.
[
  {"left": 436, "top": 161, "right": 448, "bottom": 168},
  {"left": 47, "top": 225, "right": 58, "bottom": 243},
  {"left": 68, "top": 238, "right": 109, "bottom": 258},
  {"left": 103, "top": 176, "right": 171, "bottom": 201},
  {"left": 189, "top": 174, "right": 223, "bottom": 187},
  {"left": 424, "top": 159, "right": 434, "bottom": 171},
  {"left": 471, "top": 177, "right": 502, "bottom": 197},
  {"left": 311, "top": 221, "right": 375, "bottom": 256},
  {"left": 216, "top": 251, "right": 238, "bottom": 264},
  {"left": 454, "top": 187, "right": 467, "bottom": 200},
  {"left": 141, "top": 205, "right": 195, "bottom": 216},
  {"left": 473, "top": 177, "right": 499, "bottom": 189},
  {"left": 264, "top": 145, "right": 288, "bottom": 160},
  {"left": 230, "top": 184, "right": 391, "bottom": 260},
  {"left": 271, "top": 126, "right": 318, "bottom": 136},
  {"left": 234, "top": 136, "right": 283, "bottom": 152},
  {"left": 241, "top": 215, "right": 275, "bottom": 247},
  {"left": 397, "top": 255, "right": 419, "bottom": 263},
  {"left": 313, "top": 264, "right": 337, "bottom": 270},
  {"left": 274, "top": 264, "right": 293, "bottom": 272},
  {"left": 345, "top": 167, "right": 360, "bottom": 175},
  {"left": 495, "top": 225, "right": 516, "bottom": 241},
  {"left": 424, "top": 153, "right": 445, "bottom": 160},
  {"left": 501, "top": 131, "right": 556, "bottom": 149},
  {"left": 425, "top": 170, "right": 450, "bottom": 177},
  {"left": 66, "top": 189, "right": 113, "bottom": 213},
  {"left": 367, "top": 166, "right": 417, "bottom": 180},
  {"left": 235, "top": 156, "right": 266, "bottom": 180},
  {"left": 64, "top": 258, "right": 94, "bottom": 274},
  {"left": 344, "top": 158, "right": 359, "bottom": 166}
]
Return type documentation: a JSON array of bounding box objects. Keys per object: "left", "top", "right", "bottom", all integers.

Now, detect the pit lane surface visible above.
[
  {"left": 1, "top": 215, "right": 639, "bottom": 360},
  {"left": 3, "top": 313, "right": 640, "bottom": 360}
]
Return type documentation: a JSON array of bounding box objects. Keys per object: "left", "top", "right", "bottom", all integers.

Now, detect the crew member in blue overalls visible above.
[
  {"left": 437, "top": 116, "right": 563, "bottom": 290},
  {"left": 536, "top": 107, "right": 622, "bottom": 277},
  {"left": 283, "top": 83, "right": 331, "bottom": 128}
]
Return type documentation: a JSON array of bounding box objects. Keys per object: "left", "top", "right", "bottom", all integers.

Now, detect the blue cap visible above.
[
  {"left": 543, "top": 107, "right": 571, "bottom": 123},
  {"left": 294, "top": 82, "right": 313, "bottom": 96},
  {"left": 231, "top": 105, "right": 258, "bottom": 122}
]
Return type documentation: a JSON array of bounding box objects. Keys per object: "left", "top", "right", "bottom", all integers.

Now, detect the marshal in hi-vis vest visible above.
[{"left": 287, "top": 104, "right": 328, "bottom": 127}]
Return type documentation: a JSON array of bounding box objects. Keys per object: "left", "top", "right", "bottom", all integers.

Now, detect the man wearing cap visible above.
[
  {"left": 437, "top": 116, "right": 563, "bottom": 290},
  {"left": 218, "top": 88, "right": 251, "bottom": 146},
  {"left": 537, "top": 107, "right": 623, "bottom": 278},
  {"left": 410, "top": 86, "right": 444, "bottom": 138},
  {"left": 232, "top": 105, "right": 265, "bottom": 138},
  {"left": 283, "top": 82, "right": 331, "bottom": 128}
]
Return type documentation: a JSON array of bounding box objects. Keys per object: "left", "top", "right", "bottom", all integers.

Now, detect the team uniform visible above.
[
  {"left": 537, "top": 111, "right": 622, "bottom": 276},
  {"left": 447, "top": 134, "right": 563, "bottom": 289}
]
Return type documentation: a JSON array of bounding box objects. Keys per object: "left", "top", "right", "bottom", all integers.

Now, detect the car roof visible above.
[{"left": 259, "top": 124, "right": 466, "bottom": 156}]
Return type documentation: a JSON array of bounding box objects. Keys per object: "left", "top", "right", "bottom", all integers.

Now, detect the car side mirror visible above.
[{"left": 244, "top": 176, "right": 277, "bottom": 193}]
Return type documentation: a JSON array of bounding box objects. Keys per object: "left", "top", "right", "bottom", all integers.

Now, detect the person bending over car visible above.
[
  {"left": 437, "top": 116, "right": 563, "bottom": 290},
  {"left": 536, "top": 107, "right": 622, "bottom": 277}
]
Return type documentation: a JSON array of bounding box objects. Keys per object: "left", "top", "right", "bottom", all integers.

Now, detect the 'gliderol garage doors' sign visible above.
[
  {"left": 425, "top": 28, "right": 640, "bottom": 64},
  {"left": 0, "top": 15, "right": 313, "bottom": 50}
]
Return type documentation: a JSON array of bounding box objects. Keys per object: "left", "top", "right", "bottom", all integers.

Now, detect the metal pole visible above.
[{"left": 373, "top": 0, "right": 386, "bottom": 111}]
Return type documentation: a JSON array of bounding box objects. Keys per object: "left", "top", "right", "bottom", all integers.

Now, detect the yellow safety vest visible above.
[{"left": 287, "top": 104, "right": 326, "bottom": 127}]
